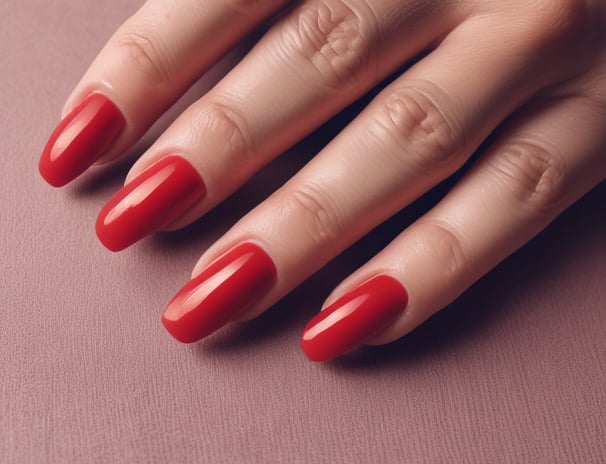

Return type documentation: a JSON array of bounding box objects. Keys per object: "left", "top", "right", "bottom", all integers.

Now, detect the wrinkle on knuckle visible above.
[
  {"left": 414, "top": 219, "right": 472, "bottom": 281},
  {"left": 372, "top": 86, "right": 461, "bottom": 171},
  {"left": 543, "top": 0, "right": 589, "bottom": 32},
  {"left": 488, "top": 140, "right": 567, "bottom": 215},
  {"left": 279, "top": 0, "right": 375, "bottom": 89},
  {"left": 286, "top": 184, "right": 344, "bottom": 246},
  {"left": 190, "top": 101, "right": 255, "bottom": 163},
  {"left": 522, "top": 0, "right": 590, "bottom": 46},
  {"left": 115, "top": 28, "right": 174, "bottom": 85}
]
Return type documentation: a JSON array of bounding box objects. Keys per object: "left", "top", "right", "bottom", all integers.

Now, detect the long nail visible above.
[
  {"left": 162, "top": 243, "right": 277, "bottom": 343},
  {"left": 96, "top": 156, "right": 206, "bottom": 251},
  {"left": 39, "top": 93, "right": 126, "bottom": 187},
  {"left": 301, "top": 275, "right": 408, "bottom": 362}
]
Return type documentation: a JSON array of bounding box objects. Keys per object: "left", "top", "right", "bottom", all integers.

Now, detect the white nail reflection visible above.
[
  {"left": 50, "top": 98, "right": 103, "bottom": 161},
  {"left": 302, "top": 294, "right": 369, "bottom": 341},
  {"left": 103, "top": 164, "right": 175, "bottom": 226},
  {"left": 164, "top": 253, "right": 252, "bottom": 321}
]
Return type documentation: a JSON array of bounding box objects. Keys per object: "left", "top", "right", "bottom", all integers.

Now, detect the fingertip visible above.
[
  {"left": 301, "top": 275, "right": 408, "bottom": 362},
  {"left": 39, "top": 93, "right": 126, "bottom": 187},
  {"left": 95, "top": 212, "right": 129, "bottom": 252},
  {"left": 95, "top": 155, "right": 206, "bottom": 252},
  {"left": 162, "top": 242, "right": 278, "bottom": 343}
]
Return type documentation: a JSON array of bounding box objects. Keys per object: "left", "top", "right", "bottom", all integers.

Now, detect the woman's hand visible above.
[{"left": 39, "top": 0, "right": 606, "bottom": 361}]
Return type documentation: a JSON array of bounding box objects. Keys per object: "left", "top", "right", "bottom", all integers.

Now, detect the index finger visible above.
[{"left": 39, "top": 0, "right": 287, "bottom": 186}]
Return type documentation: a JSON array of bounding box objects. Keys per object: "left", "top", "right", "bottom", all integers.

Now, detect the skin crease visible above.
[{"left": 43, "top": 0, "right": 606, "bottom": 356}]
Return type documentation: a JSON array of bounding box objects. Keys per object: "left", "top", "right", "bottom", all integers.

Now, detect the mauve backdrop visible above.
[{"left": 1, "top": 1, "right": 605, "bottom": 463}]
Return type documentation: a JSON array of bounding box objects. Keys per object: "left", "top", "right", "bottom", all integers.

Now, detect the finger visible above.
[
  {"left": 302, "top": 93, "right": 606, "bottom": 361},
  {"left": 159, "top": 10, "right": 583, "bottom": 343},
  {"left": 39, "top": 0, "right": 286, "bottom": 187},
  {"left": 95, "top": 0, "right": 465, "bottom": 251}
]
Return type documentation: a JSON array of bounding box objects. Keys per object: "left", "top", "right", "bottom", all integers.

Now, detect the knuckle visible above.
[
  {"left": 286, "top": 183, "right": 344, "bottom": 246},
  {"left": 115, "top": 28, "right": 174, "bottom": 85},
  {"left": 279, "top": 0, "right": 375, "bottom": 89},
  {"left": 190, "top": 100, "right": 255, "bottom": 163},
  {"left": 523, "top": 0, "right": 590, "bottom": 44},
  {"left": 414, "top": 219, "right": 472, "bottom": 281},
  {"left": 372, "top": 86, "right": 462, "bottom": 171},
  {"left": 488, "top": 140, "right": 567, "bottom": 215}
]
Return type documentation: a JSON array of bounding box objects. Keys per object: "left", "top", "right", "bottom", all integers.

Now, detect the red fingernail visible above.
[
  {"left": 39, "top": 93, "right": 126, "bottom": 187},
  {"left": 96, "top": 156, "right": 206, "bottom": 251},
  {"left": 301, "top": 275, "right": 408, "bottom": 362},
  {"left": 162, "top": 243, "right": 277, "bottom": 343}
]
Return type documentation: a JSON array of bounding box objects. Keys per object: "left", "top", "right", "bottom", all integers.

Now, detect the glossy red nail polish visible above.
[
  {"left": 162, "top": 243, "right": 277, "bottom": 343},
  {"left": 96, "top": 156, "right": 206, "bottom": 251},
  {"left": 39, "top": 93, "right": 125, "bottom": 187},
  {"left": 301, "top": 275, "right": 408, "bottom": 362}
]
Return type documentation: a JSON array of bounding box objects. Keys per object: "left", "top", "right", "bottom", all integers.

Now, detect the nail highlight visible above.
[
  {"left": 301, "top": 275, "right": 408, "bottom": 362},
  {"left": 162, "top": 243, "right": 277, "bottom": 343},
  {"left": 96, "top": 156, "right": 206, "bottom": 251},
  {"left": 39, "top": 93, "right": 126, "bottom": 187}
]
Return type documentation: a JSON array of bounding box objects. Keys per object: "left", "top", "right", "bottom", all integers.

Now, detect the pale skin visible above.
[{"left": 63, "top": 0, "right": 605, "bottom": 346}]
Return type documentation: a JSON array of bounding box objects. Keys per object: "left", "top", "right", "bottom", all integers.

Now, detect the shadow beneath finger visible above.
[
  {"left": 325, "top": 181, "right": 606, "bottom": 372},
  {"left": 68, "top": 152, "right": 142, "bottom": 196},
  {"left": 194, "top": 261, "right": 343, "bottom": 355},
  {"left": 149, "top": 143, "right": 306, "bottom": 254},
  {"left": 194, "top": 179, "right": 605, "bottom": 368},
  {"left": 191, "top": 170, "right": 462, "bottom": 357}
]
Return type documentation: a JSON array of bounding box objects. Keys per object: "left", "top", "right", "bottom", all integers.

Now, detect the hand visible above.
[{"left": 39, "top": 0, "right": 606, "bottom": 361}]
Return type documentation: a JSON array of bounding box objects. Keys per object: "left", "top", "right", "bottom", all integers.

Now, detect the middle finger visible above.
[{"left": 96, "top": 0, "right": 465, "bottom": 251}]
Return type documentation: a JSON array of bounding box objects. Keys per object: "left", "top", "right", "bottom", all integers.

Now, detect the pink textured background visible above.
[{"left": 1, "top": 1, "right": 605, "bottom": 462}]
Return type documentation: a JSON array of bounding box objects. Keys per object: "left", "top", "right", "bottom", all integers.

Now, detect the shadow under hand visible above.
[
  {"left": 185, "top": 178, "right": 604, "bottom": 367},
  {"left": 69, "top": 149, "right": 145, "bottom": 196}
]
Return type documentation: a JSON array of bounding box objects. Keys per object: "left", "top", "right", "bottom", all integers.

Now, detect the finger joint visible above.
[
  {"left": 191, "top": 100, "right": 256, "bottom": 164},
  {"left": 279, "top": 0, "right": 376, "bottom": 90},
  {"left": 414, "top": 218, "right": 473, "bottom": 282},
  {"left": 286, "top": 183, "right": 345, "bottom": 246},
  {"left": 372, "top": 85, "right": 463, "bottom": 172},
  {"left": 487, "top": 140, "right": 567, "bottom": 216},
  {"left": 115, "top": 28, "right": 175, "bottom": 85}
]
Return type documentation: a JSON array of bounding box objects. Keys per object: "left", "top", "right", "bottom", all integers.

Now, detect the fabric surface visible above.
[{"left": 1, "top": 1, "right": 605, "bottom": 462}]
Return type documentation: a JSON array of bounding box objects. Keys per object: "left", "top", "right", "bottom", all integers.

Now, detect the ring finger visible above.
[{"left": 303, "top": 91, "right": 606, "bottom": 361}]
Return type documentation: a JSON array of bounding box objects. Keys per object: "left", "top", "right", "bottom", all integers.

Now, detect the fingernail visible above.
[
  {"left": 95, "top": 156, "right": 206, "bottom": 251},
  {"left": 301, "top": 275, "right": 408, "bottom": 362},
  {"left": 162, "top": 243, "right": 277, "bottom": 343},
  {"left": 39, "top": 93, "right": 126, "bottom": 187}
]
